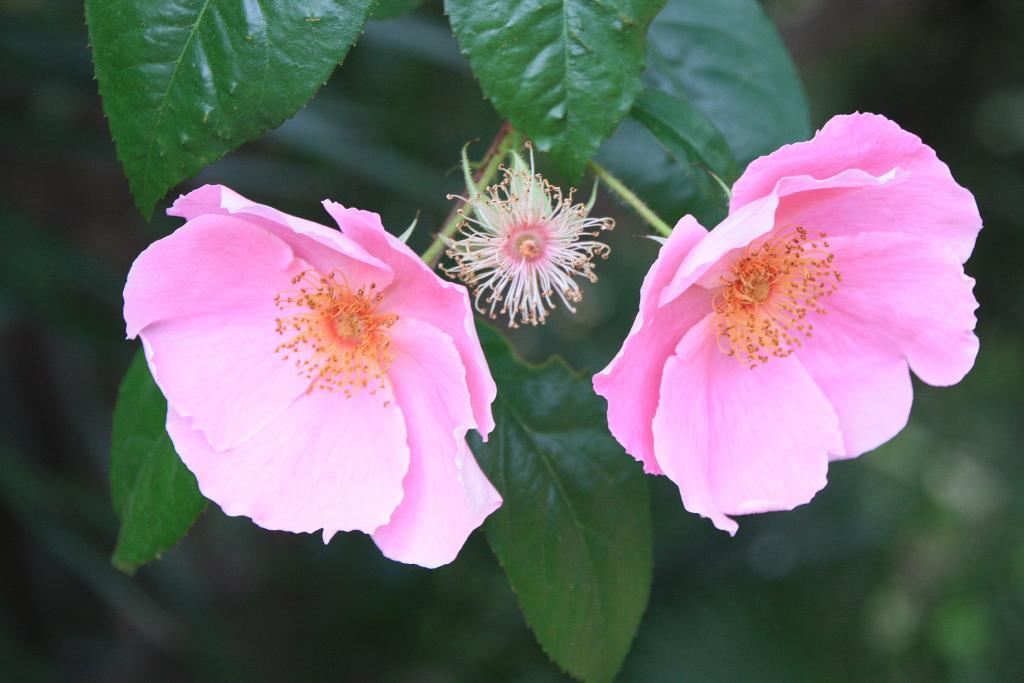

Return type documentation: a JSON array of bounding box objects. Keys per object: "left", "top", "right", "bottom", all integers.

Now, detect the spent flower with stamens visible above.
[{"left": 443, "top": 143, "right": 613, "bottom": 328}]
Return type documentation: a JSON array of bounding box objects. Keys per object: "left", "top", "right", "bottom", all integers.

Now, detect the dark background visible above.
[{"left": 2, "top": 0, "right": 1022, "bottom": 680}]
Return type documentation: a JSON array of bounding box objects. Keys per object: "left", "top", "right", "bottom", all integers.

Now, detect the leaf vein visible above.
[{"left": 138, "top": 0, "right": 213, "bottom": 204}]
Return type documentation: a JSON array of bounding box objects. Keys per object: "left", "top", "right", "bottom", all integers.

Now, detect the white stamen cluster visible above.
[{"left": 443, "top": 145, "right": 613, "bottom": 328}]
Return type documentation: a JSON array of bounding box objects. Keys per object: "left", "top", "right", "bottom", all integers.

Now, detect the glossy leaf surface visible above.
[
  {"left": 87, "top": 0, "right": 376, "bottom": 216},
  {"left": 471, "top": 325, "right": 653, "bottom": 683},
  {"left": 110, "top": 351, "right": 206, "bottom": 574},
  {"left": 446, "top": 0, "right": 667, "bottom": 180}
]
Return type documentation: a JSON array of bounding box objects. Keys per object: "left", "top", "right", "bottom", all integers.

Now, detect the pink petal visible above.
[
  {"left": 593, "top": 216, "right": 708, "bottom": 474},
  {"left": 658, "top": 168, "right": 904, "bottom": 308},
  {"left": 322, "top": 200, "right": 497, "bottom": 437},
  {"left": 166, "top": 385, "right": 409, "bottom": 538},
  {"left": 732, "top": 113, "right": 981, "bottom": 263},
  {"left": 125, "top": 214, "right": 297, "bottom": 338},
  {"left": 824, "top": 232, "right": 979, "bottom": 387},
  {"left": 795, "top": 312, "right": 914, "bottom": 459},
  {"left": 169, "top": 185, "right": 394, "bottom": 289},
  {"left": 372, "top": 318, "right": 500, "bottom": 568},
  {"left": 126, "top": 215, "right": 313, "bottom": 450},
  {"left": 652, "top": 315, "right": 843, "bottom": 534}
]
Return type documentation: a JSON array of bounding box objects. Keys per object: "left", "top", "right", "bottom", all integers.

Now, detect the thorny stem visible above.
[
  {"left": 588, "top": 160, "right": 674, "bottom": 238},
  {"left": 421, "top": 122, "right": 517, "bottom": 267}
]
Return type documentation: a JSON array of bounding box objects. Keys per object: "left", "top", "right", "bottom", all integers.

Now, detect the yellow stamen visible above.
[
  {"left": 712, "top": 227, "right": 840, "bottom": 368},
  {"left": 273, "top": 271, "right": 397, "bottom": 396}
]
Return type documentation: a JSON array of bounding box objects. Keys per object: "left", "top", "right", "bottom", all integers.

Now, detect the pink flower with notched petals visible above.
[
  {"left": 594, "top": 113, "right": 981, "bottom": 534},
  {"left": 124, "top": 185, "right": 501, "bottom": 567}
]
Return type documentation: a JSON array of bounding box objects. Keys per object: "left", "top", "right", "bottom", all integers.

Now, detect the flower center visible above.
[
  {"left": 517, "top": 235, "right": 543, "bottom": 260},
  {"left": 510, "top": 230, "right": 545, "bottom": 262},
  {"left": 274, "top": 271, "right": 398, "bottom": 397},
  {"left": 712, "top": 227, "right": 840, "bottom": 368},
  {"left": 334, "top": 312, "right": 365, "bottom": 342}
]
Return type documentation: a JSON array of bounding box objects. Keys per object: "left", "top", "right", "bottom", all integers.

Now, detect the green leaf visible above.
[
  {"left": 445, "top": 0, "right": 667, "bottom": 180},
  {"left": 86, "top": 0, "right": 377, "bottom": 218},
  {"left": 644, "top": 0, "right": 810, "bottom": 166},
  {"left": 471, "top": 325, "right": 653, "bottom": 683},
  {"left": 630, "top": 87, "right": 738, "bottom": 203},
  {"left": 598, "top": 0, "right": 809, "bottom": 225},
  {"left": 110, "top": 350, "right": 206, "bottom": 574}
]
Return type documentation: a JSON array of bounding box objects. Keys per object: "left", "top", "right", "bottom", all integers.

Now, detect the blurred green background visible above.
[{"left": 2, "top": 0, "right": 1022, "bottom": 680}]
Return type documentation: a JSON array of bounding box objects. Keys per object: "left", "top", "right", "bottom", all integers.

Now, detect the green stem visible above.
[
  {"left": 421, "top": 123, "right": 516, "bottom": 266},
  {"left": 589, "top": 160, "right": 673, "bottom": 238}
]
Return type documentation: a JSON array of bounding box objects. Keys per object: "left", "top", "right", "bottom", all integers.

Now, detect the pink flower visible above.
[
  {"left": 593, "top": 113, "right": 981, "bottom": 534},
  {"left": 124, "top": 185, "right": 501, "bottom": 567}
]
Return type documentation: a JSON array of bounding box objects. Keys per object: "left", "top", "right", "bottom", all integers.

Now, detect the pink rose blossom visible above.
[
  {"left": 124, "top": 185, "right": 501, "bottom": 567},
  {"left": 594, "top": 113, "right": 981, "bottom": 534}
]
